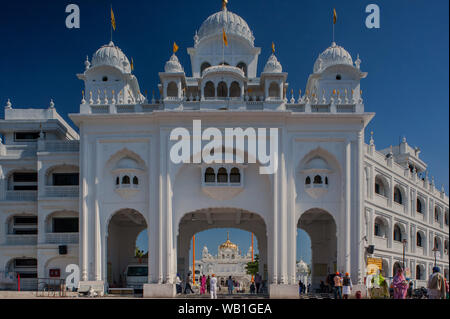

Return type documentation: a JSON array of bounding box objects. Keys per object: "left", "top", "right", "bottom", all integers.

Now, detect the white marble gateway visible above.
[{"left": 0, "top": 2, "right": 448, "bottom": 298}]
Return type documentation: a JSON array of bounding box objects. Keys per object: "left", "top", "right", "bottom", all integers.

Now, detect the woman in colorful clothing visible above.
[
  {"left": 392, "top": 268, "right": 408, "bottom": 299},
  {"left": 200, "top": 275, "right": 206, "bottom": 295}
]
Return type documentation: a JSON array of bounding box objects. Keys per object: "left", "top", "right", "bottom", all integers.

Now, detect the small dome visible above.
[
  {"left": 263, "top": 54, "right": 282, "bottom": 73},
  {"left": 164, "top": 54, "right": 184, "bottom": 73},
  {"left": 198, "top": 9, "right": 254, "bottom": 46},
  {"left": 305, "top": 157, "right": 329, "bottom": 170},
  {"left": 91, "top": 41, "right": 131, "bottom": 73},
  {"left": 116, "top": 157, "right": 139, "bottom": 170},
  {"left": 313, "top": 42, "right": 353, "bottom": 73}
]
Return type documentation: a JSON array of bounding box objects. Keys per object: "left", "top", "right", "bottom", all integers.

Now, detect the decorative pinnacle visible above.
[
  {"left": 49, "top": 99, "right": 55, "bottom": 109},
  {"left": 222, "top": 0, "right": 228, "bottom": 10},
  {"left": 5, "top": 98, "right": 12, "bottom": 109}
]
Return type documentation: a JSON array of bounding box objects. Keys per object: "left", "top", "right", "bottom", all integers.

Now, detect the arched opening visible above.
[
  {"left": 177, "top": 209, "right": 268, "bottom": 295},
  {"left": 229, "top": 82, "right": 241, "bottom": 98},
  {"left": 296, "top": 229, "right": 312, "bottom": 292},
  {"left": 394, "top": 186, "right": 403, "bottom": 205},
  {"left": 230, "top": 168, "right": 241, "bottom": 184},
  {"left": 305, "top": 177, "right": 311, "bottom": 185},
  {"left": 133, "top": 176, "right": 139, "bottom": 185},
  {"left": 313, "top": 175, "right": 323, "bottom": 185},
  {"left": 167, "top": 82, "right": 178, "bottom": 98},
  {"left": 204, "top": 81, "right": 215, "bottom": 98},
  {"left": 217, "top": 82, "right": 228, "bottom": 98},
  {"left": 217, "top": 168, "right": 228, "bottom": 183},
  {"left": 374, "top": 217, "right": 388, "bottom": 238},
  {"left": 204, "top": 168, "right": 215, "bottom": 183},
  {"left": 6, "top": 258, "right": 38, "bottom": 291},
  {"left": 416, "top": 232, "right": 423, "bottom": 247},
  {"left": 434, "top": 206, "right": 441, "bottom": 223},
  {"left": 268, "top": 82, "right": 280, "bottom": 99},
  {"left": 298, "top": 209, "right": 337, "bottom": 291},
  {"left": 45, "top": 165, "right": 79, "bottom": 186},
  {"left": 122, "top": 176, "right": 130, "bottom": 185},
  {"left": 201, "top": 62, "right": 211, "bottom": 76},
  {"left": 393, "top": 224, "right": 403, "bottom": 242},
  {"left": 416, "top": 198, "right": 423, "bottom": 214},
  {"left": 107, "top": 209, "right": 148, "bottom": 290},
  {"left": 374, "top": 175, "right": 388, "bottom": 197},
  {"left": 236, "top": 62, "right": 247, "bottom": 77}
]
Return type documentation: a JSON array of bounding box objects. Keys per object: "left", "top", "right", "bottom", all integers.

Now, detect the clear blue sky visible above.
[{"left": 1, "top": 0, "right": 447, "bottom": 265}]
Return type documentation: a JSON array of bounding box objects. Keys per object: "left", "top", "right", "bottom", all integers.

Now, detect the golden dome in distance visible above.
[{"left": 219, "top": 232, "right": 238, "bottom": 250}]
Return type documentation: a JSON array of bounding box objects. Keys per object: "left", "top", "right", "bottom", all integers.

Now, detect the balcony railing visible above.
[
  {"left": 44, "top": 186, "right": 79, "bottom": 198},
  {"left": 40, "top": 141, "right": 79, "bottom": 153},
  {"left": 5, "top": 234, "right": 37, "bottom": 245},
  {"left": 5, "top": 191, "right": 37, "bottom": 201},
  {"left": 45, "top": 233, "right": 79, "bottom": 244}
]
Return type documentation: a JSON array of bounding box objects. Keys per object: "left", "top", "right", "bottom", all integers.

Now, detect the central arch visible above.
[
  {"left": 176, "top": 208, "right": 268, "bottom": 294},
  {"left": 297, "top": 208, "right": 337, "bottom": 291}
]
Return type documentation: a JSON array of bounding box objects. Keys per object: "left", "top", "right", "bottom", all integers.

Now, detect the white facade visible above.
[{"left": 0, "top": 4, "right": 448, "bottom": 298}]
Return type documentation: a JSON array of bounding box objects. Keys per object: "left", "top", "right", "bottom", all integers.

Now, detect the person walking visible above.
[
  {"left": 184, "top": 275, "right": 195, "bottom": 294},
  {"left": 427, "top": 267, "right": 446, "bottom": 299},
  {"left": 206, "top": 275, "right": 211, "bottom": 293},
  {"left": 200, "top": 275, "right": 206, "bottom": 295},
  {"left": 176, "top": 274, "right": 182, "bottom": 294},
  {"left": 333, "top": 272, "right": 343, "bottom": 299},
  {"left": 227, "top": 276, "right": 234, "bottom": 295},
  {"left": 250, "top": 281, "right": 256, "bottom": 294},
  {"left": 342, "top": 272, "right": 353, "bottom": 299},
  {"left": 210, "top": 274, "right": 218, "bottom": 299},
  {"left": 392, "top": 268, "right": 408, "bottom": 299},
  {"left": 298, "top": 280, "right": 303, "bottom": 295},
  {"left": 255, "top": 273, "right": 262, "bottom": 294}
]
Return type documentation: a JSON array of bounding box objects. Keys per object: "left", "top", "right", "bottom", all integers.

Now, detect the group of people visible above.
[
  {"left": 321, "top": 272, "right": 353, "bottom": 299},
  {"left": 391, "top": 266, "right": 448, "bottom": 299},
  {"left": 298, "top": 280, "right": 310, "bottom": 295},
  {"left": 176, "top": 273, "right": 265, "bottom": 298}
]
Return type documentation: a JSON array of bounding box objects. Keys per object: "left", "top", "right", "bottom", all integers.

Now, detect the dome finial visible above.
[{"left": 222, "top": 0, "right": 228, "bottom": 11}]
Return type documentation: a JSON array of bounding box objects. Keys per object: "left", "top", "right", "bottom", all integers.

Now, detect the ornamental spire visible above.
[{"left": 222, "top": 0, "right": 228, "bottom": 11}]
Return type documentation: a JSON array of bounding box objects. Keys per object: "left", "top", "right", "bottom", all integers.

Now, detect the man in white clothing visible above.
[{"left": 210, "top": 274, "right": 218, "bottom": 299}]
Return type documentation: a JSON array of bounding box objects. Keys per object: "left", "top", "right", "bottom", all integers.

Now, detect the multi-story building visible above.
[{"left": 0, "top": 3, "right": 448, "bottom": 297}]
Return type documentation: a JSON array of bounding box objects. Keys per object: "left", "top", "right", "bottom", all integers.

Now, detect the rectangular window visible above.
[
  {"left": 14, "top": 216, "right": 37, "bottom": 225},
  {"left": 14, "top": 259, "right": 37, "bottom": 267},
  {"left": 52, "top": 173, "right": 79, "bottom": 186},
  {"left": 14, "top": 132, "right": 40, "bottom": 141},
  {"left": 13, "top": 173, "right": 37, "bottom": 183},
  {"left": 53, "top": 218, "right": 79, "bottom": 233}
]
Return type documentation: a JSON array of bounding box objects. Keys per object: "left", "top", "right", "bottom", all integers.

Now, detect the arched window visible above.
[
  {"left": 230, "top": 168, "right": 240, "bottom": 183},
  {"left": 374, "top": 176, "right": 387, "bottom": 197},
  {"left": 305, "top": 177, "right": 311, "bottom": 185},
  {"left": 236, "top": 62, "right": 247, "bottom": 77},
  {"left": 201, "top": 62, "right": 211, "bottom": 76},
  {"left": 268, "top": 82, "right": 280, "bottom": 99},
  {"left": 435, "top": 207, "right": 440, "bottom": 222},
  {"left": 374, "top": 217, "right": 386, "bottom": 237},
  {"left": 416, "top": 265, "right": 422, "bottom": 280},
  {"left": 434, "top": 237, "right": 439, "bottom": 250},
  {"left": 122, "top": 176, "right": 130, "bottom": 185},
  {"left": 204, "top": 81, "right": 215, "bottom": 98},
  {"left": 217, "top": 81, "right": 228, "bottom": 98},
  {"left": 167, "top": 82, "right": 178, "bottom": 97},
  {"left": 445, "top": 212, "right": 449, "bottom": 226},
  {"left": 313, "top": 175, "right": 323, "bottom": 184},
  {"left": 205, "top": 168, "right": 215, "bottom": 183},
  {"left": 417, "top": 232, "right": 423, "bottom": 247},
  {"left": 217, "top": 168, "right": 228, "bottom": 183},
  {"left": 133, "top": 176, "right": 139, "bottom": 185},
  {"left": 116, "top": 177, "right": 120, "bottom": 185},
  {"left": 393, "top": 224, "right": 402, "bottom": 242},
  {"left": 394, "top": 187, "right": 403, "bottom": 204},
  {"left": 229, "top": 82, "right": 241, "bottom": 98},
  {"left": 325, "top": 177, "right": 329, "bottom": 185},
  {"left": 416, "top": 198, "right": 423, "bottom": 213}
]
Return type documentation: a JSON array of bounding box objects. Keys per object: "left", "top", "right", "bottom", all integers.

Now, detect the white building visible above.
[
  {"left": 0, "top": 3, "right": 448, "bottom": 298},
  {"left": 189, "top": 233, "right": 253, "bottom": 288}
]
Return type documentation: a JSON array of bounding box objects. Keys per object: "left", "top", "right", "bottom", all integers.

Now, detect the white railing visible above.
[
  {"left": 41, "top": 141, "right": 79, "bottom": 152},
  {"left": 45, "top": 233, "right": 79, "bottom": 244},
  {"left": 373, "top": 236, "right": 388, "bottom": 249},
  {"left": 373, "top": 193, "right": 389, "bottom": 207},
  {"left": 44, "top": 186, "right": 79, "bottom": 198},
  {"left": 5, "top": 191, "right": 37, "bottom": 201},
  {"left": 3, "top": 145, "right": 37, "bottom": 157},
  {"left": 5, "top": 235, "right": 37, "bottom": 245}
]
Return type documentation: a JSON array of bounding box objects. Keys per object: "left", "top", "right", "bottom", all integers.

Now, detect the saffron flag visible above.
[
  {"left": 131, "top": 57, "right": 134, "bottom": 71},
  {"left": 222, "top": 28, "right": 228, "bottom": 47},
  {"left": 111, "top": 7, "right": 116, "bottom": 31},
  {"left": 333, "top": 8, "right": 337, "bottom": 25},
  {"left": 272, "top": 42, "right": 275, "bottom": 54},
  {"left": 173, "top": 42, "right": 179, "bottom": 53}
]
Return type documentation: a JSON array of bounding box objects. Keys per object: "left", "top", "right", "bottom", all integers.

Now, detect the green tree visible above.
[{"left": 245, "top": 254, "right": 259, "bottom": 276}]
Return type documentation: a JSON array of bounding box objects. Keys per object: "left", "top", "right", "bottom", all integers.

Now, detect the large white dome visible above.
[
  {"left": 91, "top": 41, "right": 131, "bottom": 73},
  {"left": 198, "top": 9, "right": 254, "bottom": 46},
  {"left": 313, "top": 42, "right": 353, "bottom": 73}
]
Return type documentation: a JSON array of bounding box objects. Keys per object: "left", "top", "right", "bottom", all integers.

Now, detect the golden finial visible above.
[
  {"left": 333, "top": 89, "right": 336, "bottom": 95},
  {"left": 291, "top": 89, "right": 293, "bottom": 95},
  {"left": 299, "top": 89, "right": 302, "bottom": 96},
  {"left": 272, "top": 42, "right": 275, "bottom": 54},
  {"left": 306, "top": 90, "right": 309, "bottom": 95},
  {"left": 222, "top": 0, "right": 228, "bottom": 10}
]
